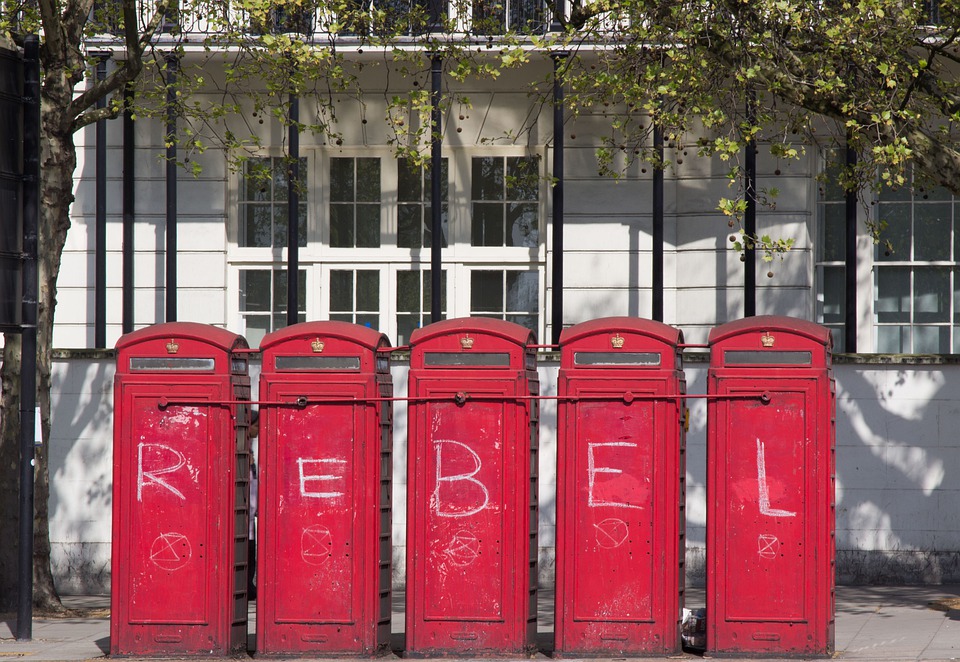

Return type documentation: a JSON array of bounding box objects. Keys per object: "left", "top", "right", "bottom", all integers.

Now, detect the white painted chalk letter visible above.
[
  {"left": 587, "top": 442, "right": 643, "bottom": 509},
  {"left": 138, "top": 443, "right": 187, "bottom": 502},
  {"left": 756, "top": 438, "right": 797, "bottom": 517},
  {"left": 433, "top": 439, "right": 490, "bottom": 517},
  {"left": 298, "top": 458, "right": 347, "bottom": 498}
]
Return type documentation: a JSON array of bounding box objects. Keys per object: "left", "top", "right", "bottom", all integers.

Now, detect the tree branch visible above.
[{"left": 69, "top": 0, "right": 172, "bottom": 131}]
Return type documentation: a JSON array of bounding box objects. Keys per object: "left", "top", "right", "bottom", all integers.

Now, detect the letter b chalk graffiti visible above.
[{"left": 433, "top": 440, "right": 490, "bottom": 518}]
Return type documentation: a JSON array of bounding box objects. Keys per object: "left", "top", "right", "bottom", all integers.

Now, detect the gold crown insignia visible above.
[
  {"left": 611, "top": 333, "right": 625, "bottom": 349},
  {"left": 460, "top": 335, "right": 475, "bottom": 350},
  {"left": 761, "top": 332, "right": 775, "bottom": 348},
  {"left": 311, "top": 338, "right": 325, "bottom": 353},
  {"left": 166, "top": 339, "right": 180, "bottom": 354}
]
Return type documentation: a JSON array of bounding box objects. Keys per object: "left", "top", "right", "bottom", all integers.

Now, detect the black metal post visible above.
[
  {"left": 430, "top": 55, "right": 442, "bottom": 323},
  {"left": 165, "top": 55, "right": 178, "bottom": 322},
  {"left": 16, "top": 34, "right": 39, "bottom": 642},
  {"left": 744, "top": 92, "right": 756, "bottom": 317},
  {"left": 287, "top": 95, "right": 300, "bottom": 326},
  {"left": 95, "top": 56, "right": 107, "bottom": 347},
  {"left": 652, "top": 122, "right": 664, "bottom": 322},
  {"left": 845, "top": 141, "right": 858, "bottom": 352},
  {"left": 122, "top": 84, "right": 135, "bottom": 333},
  {"left": 551, "top": 52, "right": 568, "bottom": 344}
]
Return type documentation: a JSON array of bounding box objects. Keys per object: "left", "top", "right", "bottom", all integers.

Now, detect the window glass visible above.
[
  {"left": 471, "top": 156, "right": 539, "bottom": 248},
  {"left": 239, "top": 268, "right": 306, "bottom": 347},
  {"left": 398, "top": 159, "right": 448, "bottom": 249},
  {"left": 330, "top": 157, "right": 381, "bottom": 248},
  {"left": 396, "top": 270, "right": 446, "bottom": 344},
  {"left": 330, "top": 269, "right": 381, "bottom": 329},
  {"left": 239, "top": 157, "right": 306, "bottom": 248},
  {"left": 470, "top": 269, "right": 538, "bottom": 334}
]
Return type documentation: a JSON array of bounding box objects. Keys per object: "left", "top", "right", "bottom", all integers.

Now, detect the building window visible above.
[
  {"left": 815, "top": 151, "right": 847, "bottom": 352},
  {"left": 874, "top": 173, "right": 959, "bottom": 353},
  {"left": 471, "top": 156, "right": 540, "bottom": 247},
  {"left": 239, "top": 268, "right": 306, "bottom": 347},
  {"left": 470, "top": 269, "right": 539, "bottom": 334},
  {"left": 330, "top": 157, "right": 381, "bottom": 248},
  {"left": 239, "top": 157, "right": 307, "bottom": 248},
  {"left": 471, "top": 0, "right": 547, "bottom": 34},
  {"left": 330, "top": 269, "right": 381, "bottom": 329},
  {"left": 397, "top": 269, "right": 446, "bottom": 344},
  {"left": 818, "top": 153, "right": 960, "bottom": 354},
  {"left": 398, "top": 158, "right": 448, "bottom": 249}
]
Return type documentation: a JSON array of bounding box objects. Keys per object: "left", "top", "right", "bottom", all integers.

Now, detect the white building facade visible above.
[{"left": 44, "top": 16, "right": 960, "bottom": 592}]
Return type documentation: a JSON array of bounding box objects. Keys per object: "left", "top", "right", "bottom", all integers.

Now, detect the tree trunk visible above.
[
  {"left": 0, "top": 70, "right": 80, "bottom": 613},
  {"left": 0, "top": 334, "right": 23, "bottom": 612}
]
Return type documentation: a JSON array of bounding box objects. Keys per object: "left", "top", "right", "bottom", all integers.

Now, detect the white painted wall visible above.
[{"left": 47, "top": 353, "right": 960, "bottom": 594}]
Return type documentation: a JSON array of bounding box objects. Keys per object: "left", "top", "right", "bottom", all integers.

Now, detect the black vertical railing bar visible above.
[
  {"left": 16, "top": 34, "right": 39, "bottom": 642},
  {"left": 551, "top": 51, "right": 568, "bottom": 344},
  {"left": 95, "top": 55, "right": 107, "bottom": 347},
  {"left": 122, "top": 83, "right": 135, "bottom": 333},
  {"left": 844, "top": 140, "right": 858, "bottom": 352},
  {"left": 430, "top": 54, "right": 442, "bottom": 323},
  {"left": 287, "top": 94, "right": 300, "bottom": 327},
  {"left": 165, "top": 55, "right": 178, "bottom": 322},
  {"left": 744, "top": 90, "right": 756, "bottom": 317},
  {"left": 652, "top": 121, "right": 664, "bottom": 322}
]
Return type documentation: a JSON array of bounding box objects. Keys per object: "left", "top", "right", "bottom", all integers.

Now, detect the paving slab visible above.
[{"left": 4, "top": 587, "right": 960, "bottom": 661}]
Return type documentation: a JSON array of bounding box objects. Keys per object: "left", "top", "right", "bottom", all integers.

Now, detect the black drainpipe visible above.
[
  {"left": 652, "top": 122, "right": 664, "bottom": 322},
  {"left": 287, "top": 95, "right": 300, "bottom": 326},
  {"left": 744, "top": 91, "right": 756, "bottom": 317},
  {"left": 551, "top": 52, "right": 568, "bottom": 344},
  {"left": 844, "top": 140, "right": 858, "bottom": 352},
  {"left": 122, "top": 84, "right": 135, "bottom": 333},
  {"left": 430, "top": 54, "right": 443, "bottom": 323},
  {"left": 165, "top": 55, "right": 178, "bottom": 322},
  {"left": 95, "top": 55, "right": 107, "bottom": 347}
]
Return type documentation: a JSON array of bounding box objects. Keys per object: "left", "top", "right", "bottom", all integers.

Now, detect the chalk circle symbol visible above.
[
  {"left": 150, "top": 532, "right": 192, "bottom": 571},
  {"left": 595, "top": 518, "right": 629, "bottom": 549},
  {"left": 302, "top": 525, "right": 333, "bottom": 566},
  {"left": 444, "top": 530, "right": 481, "bottom": 567},
  {"left": 757, "top": 533, "right": 779, "bottom": 559}
]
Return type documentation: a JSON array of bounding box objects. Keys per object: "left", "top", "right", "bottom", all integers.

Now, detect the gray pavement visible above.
[{"left": 3, "top": 586, "right": 960, "bottom": 661}]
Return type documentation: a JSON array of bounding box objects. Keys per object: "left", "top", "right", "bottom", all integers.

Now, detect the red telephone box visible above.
[
  {"left": 111, "top": 322, "right": 251, "bottom": 656},
  {"left": 707, "top": 316, "right": 835, "bottom": 656},
  {"left": 256, "top": 321, "right": 392, "bottom": 655},
  {"left": 555, "top": 317, "right": 686, "bottom": 656},
  {"left": 406, "top": 318, "right": 539, "bottom": 656}
]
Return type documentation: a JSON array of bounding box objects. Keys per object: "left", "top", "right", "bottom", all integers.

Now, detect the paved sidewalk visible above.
[{"left": 3, "top": 586, "right": 960, "bottom": 660}]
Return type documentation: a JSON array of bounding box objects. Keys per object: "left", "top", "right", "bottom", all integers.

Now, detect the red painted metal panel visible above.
[
  {"left": 256, "top": 321, "right": 391, "bottom": 656},
  {"left": 111, "top": 322, "right": 249, "bottom": 657},
  {"left": 707, "top": 317, "right": 835, "bottom": 656},
  {"left": 406, "top": 318, "right": 537, "bottom": 656},
  {"left": 555, "top": 318, "right": 685, "bottom": 656}
]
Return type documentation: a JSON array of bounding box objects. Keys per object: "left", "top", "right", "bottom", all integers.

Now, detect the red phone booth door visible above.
[
  {"left": 259, "top": 383, "right": 371, "bottom": 651},
  {"left": 409, "top": 379, "right": 527, "bottom": 652},
  {"left": 711, "top": 379, "right": 821, "bottom": 652},
  {"left": 561, "top": 385, "right": 669, "bottom": 649},
  {"left": 116, "top": 386, "right": 226, "bottom": 651}
]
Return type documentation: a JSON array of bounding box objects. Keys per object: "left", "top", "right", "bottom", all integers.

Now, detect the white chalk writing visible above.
[
  {"left": 757, "top": 533, "right": 780, "bottom": 559},
  {"left": 444, "top": 530, "right": 481, "bottom": 566},
  {"left": 587, "top": 442, "right": 643, "bottom": 509},
  {"left": 594, "top": 517, "right": 629, "bottom": 549},
  {"left": 138, "top": 443, "right": 186, "bottom": 502},
  {"left": 433, "top": 440, "right": 490, "bottom": 518},
  {"left": 756, "top": 438, "right": 797, "bottom": 517},
  {"left": 301, "top": 525, "right": 333, "bottom": 566},
  {"left": 298, "top": 458, "right": 347, "bottom": 498},
  {"left": 150, "top": 532, "right": 191, "bottom": 570}
]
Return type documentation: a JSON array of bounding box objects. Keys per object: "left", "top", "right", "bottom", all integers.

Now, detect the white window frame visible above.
[{"left": 228, "top": 146, "right": 547, "bottom": 344}]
